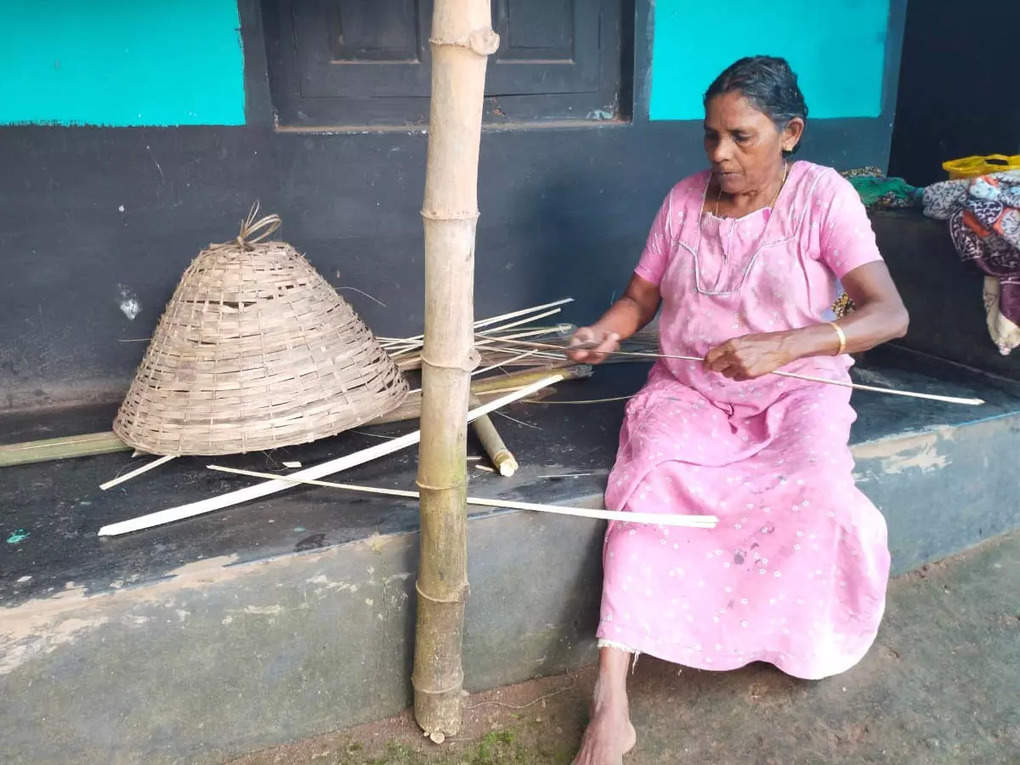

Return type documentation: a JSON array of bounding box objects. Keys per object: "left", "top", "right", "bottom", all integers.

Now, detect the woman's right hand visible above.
[{"left": 567, "top": 326, "right": 621, "bottom": 364}]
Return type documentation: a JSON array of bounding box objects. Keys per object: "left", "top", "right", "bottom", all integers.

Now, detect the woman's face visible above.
[{"left": 703, "top": 91, "right": 802, "bottom": 195}]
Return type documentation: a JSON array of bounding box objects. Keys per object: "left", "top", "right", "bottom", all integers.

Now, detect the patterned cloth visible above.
[
  {"left": 597, "top": 162, "right": 890, "bottom": 680},
  {"left": 923, "top": 171, "right": 1020, "bottom": 354}
]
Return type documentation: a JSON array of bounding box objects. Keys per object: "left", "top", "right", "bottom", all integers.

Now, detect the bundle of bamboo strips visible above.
[
  {"left": 0, "top": 364, "right": 592, "bottom": 470},
  {"left": 97, "top": 375, "right": 564, "bottom": 537}
]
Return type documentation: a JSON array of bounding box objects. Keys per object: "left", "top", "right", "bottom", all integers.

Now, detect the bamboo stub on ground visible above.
[{"left": 469, "top": 396, "right": 518, "bottom": 476}]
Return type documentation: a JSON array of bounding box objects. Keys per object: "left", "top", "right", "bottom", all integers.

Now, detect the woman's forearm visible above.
[
  {"left": 591, "top": 296, "right": 657, "bottom": 342},
  {"left": 587, "top": 274, "right": 662, "bottom": 342},
  {"left": 779, "top": 299, "right": 909, "bottom": 361},
  {"left": 568, "top": 274, "right": 661, "bottom": 364}
]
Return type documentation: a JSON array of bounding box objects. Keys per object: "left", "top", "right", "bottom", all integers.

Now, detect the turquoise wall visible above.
[
  {"left": 0, "top": 1, "right": 245, "bottom": 126},
  {"left": 649, "top": 0, "right": 890, "bottom": 120}
]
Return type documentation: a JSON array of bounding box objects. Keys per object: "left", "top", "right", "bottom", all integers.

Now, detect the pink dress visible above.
[{"left": 597, "top": 161, "right": 890, "bottom": 680}]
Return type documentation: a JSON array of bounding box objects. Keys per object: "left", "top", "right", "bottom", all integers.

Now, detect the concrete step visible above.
[{"left": 1, "top": 346, "right": 1019, "bottom": 763}]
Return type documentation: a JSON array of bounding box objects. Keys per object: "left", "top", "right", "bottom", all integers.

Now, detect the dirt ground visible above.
[{"left": 229, "top": 532, "right": 1019, "bottom": 764}]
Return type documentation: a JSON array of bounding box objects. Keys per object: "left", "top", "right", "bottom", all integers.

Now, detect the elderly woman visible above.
[{"left": 569, "top": 56, "right": 909, "bottom": 764}]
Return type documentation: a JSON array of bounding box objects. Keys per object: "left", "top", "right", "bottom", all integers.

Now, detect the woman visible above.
[{"left": 569, "top": 57, "right": 909, "bottom": 765}]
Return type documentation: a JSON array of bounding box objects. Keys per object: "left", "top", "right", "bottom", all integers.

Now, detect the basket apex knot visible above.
[{"left": 233, "top": 201, "right": 282, "bottom": 249}]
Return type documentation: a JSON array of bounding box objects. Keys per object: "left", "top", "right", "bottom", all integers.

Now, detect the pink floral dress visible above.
[{"left": 597, "top": 161, "right": 890, "bottom": 679}]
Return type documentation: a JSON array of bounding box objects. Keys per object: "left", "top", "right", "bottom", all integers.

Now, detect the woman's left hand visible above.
[{"left": 704, "top": 332, "right": 792, "bottom": 380}]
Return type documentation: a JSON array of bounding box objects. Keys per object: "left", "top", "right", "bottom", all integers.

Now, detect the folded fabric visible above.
[
  {"left": 847, "top": 175, "right": 922, "bottom": 208},
  {"left": 925, "top": 172, "right": 1020, "bottom": 355}
]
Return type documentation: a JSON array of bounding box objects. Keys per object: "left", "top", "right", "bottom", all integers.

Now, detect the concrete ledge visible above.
[
  {"left": 854, "top": 415, "right": 1020, "bottom": 573},
  {"left": 2, "top": 353, "right": 1019, "bottom": 763}
]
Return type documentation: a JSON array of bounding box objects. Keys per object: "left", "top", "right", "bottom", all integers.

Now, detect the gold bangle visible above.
[{"left": 827, "top": 321, "right": 847, "bottom": 355}]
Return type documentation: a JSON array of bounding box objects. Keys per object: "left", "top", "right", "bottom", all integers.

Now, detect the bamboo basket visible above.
[{"left": 113, "top": 207, "right": 408, "bottom": 455}]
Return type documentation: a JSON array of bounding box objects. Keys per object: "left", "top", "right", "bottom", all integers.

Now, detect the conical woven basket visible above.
[{"left": 113, "top": 208, "right": 408, "bottom": 455}]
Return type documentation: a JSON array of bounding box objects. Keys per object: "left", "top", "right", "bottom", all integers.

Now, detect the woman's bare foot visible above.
[
  {"left": 572, "top": 646, "right": 637, "bottom": 764},
  {"left": 572, "top": 708, "right": 636, "bottom": 765}
]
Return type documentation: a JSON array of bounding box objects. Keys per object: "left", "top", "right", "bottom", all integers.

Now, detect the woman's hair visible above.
[{"left": 704, "top": 56, "right": 808, "bottom": 155}]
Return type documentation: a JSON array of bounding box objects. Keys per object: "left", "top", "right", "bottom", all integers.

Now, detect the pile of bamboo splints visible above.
[{"left": 0, "top": 296, "right": 985, "bottom": 538}]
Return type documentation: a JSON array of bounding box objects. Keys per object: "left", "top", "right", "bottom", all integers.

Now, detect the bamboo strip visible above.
[
  {"left": 372, "top": 364, "right": 588, "bottom": 425},
  {"left": 384, "top": 300, "right": 572, "bottom": 358},
  {"left": 96, "top": 374, "right": 565, "bottom": 537},
  {"left": 395, "top": 322, "right": 569, "bottom": 372},
  {"left": 0, "top": 367, "right": 569, "bottom": 471},
  {"left": 770, "top": 370, "right": 986, "bottom": 406},
  {"left": 205, "top": 466, "right": 719, "bottom": 528},
  {"left": 390, "top": 307, "right": 562, "bottom": 360},
  {"left": 471, "top": 297, "right": 573, "bottom": 331},
  {"left": 472, "top": 349, "right": 539, "bottom": 376},
  {"left": 99, "top": 454, "right": 175, "bottom": 491},
  {"left": 378, "top": 298, "right": 573, "bottom": 349},
  {"left": 407, "top": 349, "right": 539, "bottom": 395},
  {"left": 481, "top": 337, "right": 987, "bottom": 407},
  {"left": 372, "top": 384, "right": 556, "bottom": 426}
]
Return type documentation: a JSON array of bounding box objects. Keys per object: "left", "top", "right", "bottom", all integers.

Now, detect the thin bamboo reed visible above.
[
  {"left": 479, "top": 337, "right": 987, "bottom": 406},
  {"left": 205, "top": 466, "right": 719, "bottom": 528},
  {"left": 378, "top": 298, "right": 573, "bottom": 348}
]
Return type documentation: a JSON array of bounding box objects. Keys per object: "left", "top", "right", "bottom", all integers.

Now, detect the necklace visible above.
[
  {"left": 691, "top": 161, "right": 791, "bottom": 296},
  {"left": 712, "top": 161, "right": 789, "bottom": 218}
]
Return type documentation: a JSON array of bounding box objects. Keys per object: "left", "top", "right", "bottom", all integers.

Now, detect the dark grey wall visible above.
[
  {"left": 0, "top": 1, "right": 906, "bottom": 412},
  {"left": 889, "top": 0, "right": 1020, "bottom": 186}
]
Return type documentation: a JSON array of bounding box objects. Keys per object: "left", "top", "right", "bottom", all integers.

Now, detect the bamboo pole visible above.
[
  {"left": 0, "top": 431, "right": 129, "bottom": 468},
  {"left": 413, "top": 0, "right": 498, "bottom": 742}
]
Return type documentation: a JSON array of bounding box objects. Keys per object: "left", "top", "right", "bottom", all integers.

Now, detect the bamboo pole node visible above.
[
  {"left": 420, "top": 350, "right": 479, "bottom": 373},
  {"left": 416, "top": 479, "right": 467, "bottom": 493},
  {"left": 420, "top": 208, "right": 479, "bottom": 221},
  {"left": 429, "top": 29, "right": 500, "bottom": 56},
  {"left": 416, "top": 580, "right": 469, "bottom": 605},
  {"left": 412, "top": 677, "right": 466, "bottom": 697}
]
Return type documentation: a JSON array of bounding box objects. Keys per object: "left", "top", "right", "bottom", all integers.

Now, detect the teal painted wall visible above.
[
  {"left": 649, "top": 0, "right": 890, "bottom": 120},
  {"left": 0, "top": 1, "right": 245, "bottom": 126}
]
